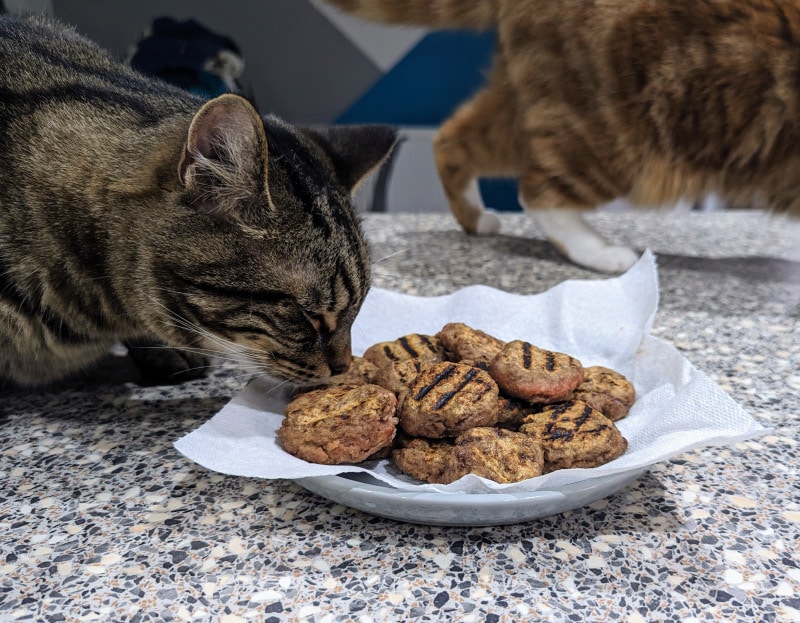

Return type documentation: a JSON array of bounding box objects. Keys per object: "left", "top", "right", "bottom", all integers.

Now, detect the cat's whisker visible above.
[
  {"left": 372, "top": 248, "right": 409, "bottom": 263},
  {"left": 224, "top": 368, "right": 271, "bottom": 383},
  {"left": 145, "top": 339, "right": 254, "bottom": 360},
  {"left": 359, "top": 296, "right": 386, "bottom": 315},
  {"left": 144, "top": 294, "right": 262, "bottom": 358},
  {"left": 144, "top": 346, "right": 258, "bottom": 369},
  {"left": 158, "top": 322, "right": 266, "bottom": 372},
  {"left": 358, "top": 226, "right": 389, "bottom": 236},
  {"left": 2, "top": 16, "right": 391, "bottom": 387},
  {"left": 179, "top": 359, "right": 255, "bottom": 375},
  {"left": 160, "top": 313, "right": 252, "bottom": 357},
  {"left": 353, "top": 327, "right": 371, "bottom": 343},
  {"left": 152, "top": 286, "right": 205, "bottom": 299},
  {"left": 222, "top": 356, "right": 265, "bottom": 374},
  {"left": 262, "top": 378, "right": 294, "bottom": 397},
  {"left": 224, "top": 371, "right": 262, "bottom": 385}
]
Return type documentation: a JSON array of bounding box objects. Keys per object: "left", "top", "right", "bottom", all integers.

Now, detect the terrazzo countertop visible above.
[{"left": 2, "top": 211, "right": 799, "bottom": 623}]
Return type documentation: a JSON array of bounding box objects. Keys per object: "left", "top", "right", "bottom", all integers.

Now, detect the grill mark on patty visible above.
[
  {"left": 522, "top": 342, "right": 532, "bottom": 368},
  {"left": 396, "top": 334, "right": 438, "bottom": 359},
  {"left": 398, "top": 336, "right": 419, "bottom": 358},
  {"left": 432, "top": 367, "right": 480, "bottom": 410},
  {"left": 575, "top": 403, "right": 593, "bottom": 426},
  {"left": 549, "top": 402, "right": 574, "bottom": 417},
  {"left": 545, "top": 352, "right": 556, "bottom": 371},
  {"left": 419, "top": 334, "right": 438, "bottom": 353},
  {"left": 413, "top": 364, "right": 457, "bottom": 401},
  {"left": 382, "top": 344, "right": 400, "bottom": 361},
  {"left": 542, "top": 404, "right": 572, "bottom": 440},
  {"left": 542, "top": 402, "right": 598, "bottom": 442},
  {"left": 546, "top": 427, "right": 573, "bottom": 441}
]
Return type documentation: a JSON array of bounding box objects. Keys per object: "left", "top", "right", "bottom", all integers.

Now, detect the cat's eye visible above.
[
  {"left": 308, "top": 312, "right": 331, "bottom": 334},
  {"left": 305, "top": 313, "right": 322, "bottom": 331},
  {"left": 297, "top": 307, "right": 332, "bottom": 337},
  {"left": 287, "top": 300, "right": 318, "bottom": 327}
]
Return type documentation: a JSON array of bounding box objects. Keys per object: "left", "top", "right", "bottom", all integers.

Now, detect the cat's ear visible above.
[
  {"left": 179, "top": 94, "right": 271, "bottom": 217},
  {"left": 310, "top": 125, "right": 398, "bottom": 195}
]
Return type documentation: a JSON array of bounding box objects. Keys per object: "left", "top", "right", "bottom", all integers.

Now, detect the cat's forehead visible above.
[{"left": 273, "top": 251, "right": 366, "bottom": 319}]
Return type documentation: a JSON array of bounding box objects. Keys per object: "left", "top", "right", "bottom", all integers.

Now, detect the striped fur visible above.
[
  {"left": 324, "top": 0, "right": 497, "bottom": 29},
  {"left": 325, "top": 0, "right": 800, "bottom": 271},
  {"left": 0, "top": 15, "right": 395, "bottom": 387}
]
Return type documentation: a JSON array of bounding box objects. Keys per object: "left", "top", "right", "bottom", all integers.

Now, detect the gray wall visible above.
[
  {"left": 45, "top": 2, "right": 455, "bottom": 213},
  {"left": 51, "top": 0, "right": 382, "bottom": 123}
]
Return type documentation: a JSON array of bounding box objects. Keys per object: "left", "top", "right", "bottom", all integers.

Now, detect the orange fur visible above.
[{"left": 327, "top": 0, "right": 800, "bottom": 229}]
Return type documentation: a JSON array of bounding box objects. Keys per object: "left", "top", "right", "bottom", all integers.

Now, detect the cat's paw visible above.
[
  {"left": 569, "top": 245, "right": 640, "bottom": 273},
  {"left": 474, "top": 210, "right": 502, "bottom": 235},
  {"left": 124, "top": 339, "right": 210, "bottom": 385}
]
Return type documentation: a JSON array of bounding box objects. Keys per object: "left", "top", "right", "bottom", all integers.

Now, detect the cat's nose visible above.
[
  {"left": 328, "top": 355, "right": 351, "bottom": 376},
  {"left": 326, "top": 332, "right": 352, "bottom": 376}
]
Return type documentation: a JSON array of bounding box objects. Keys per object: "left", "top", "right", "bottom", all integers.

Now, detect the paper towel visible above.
[{"left": 174, "top": 250, "right": 769, "bottom": 494}]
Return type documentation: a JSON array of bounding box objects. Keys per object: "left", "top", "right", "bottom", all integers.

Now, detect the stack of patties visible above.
[{"left": 278, "top": 323, "right": 634, "bottom": 485}]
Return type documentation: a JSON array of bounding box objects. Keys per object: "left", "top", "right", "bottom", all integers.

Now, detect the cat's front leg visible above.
[
  {"left": 433, "top": 80, "right": 519, "bottom": 236},
  {"left": 123, "top": 338, "right": 210, "bottom": 385},
  {"left": 526, "top": 206, "right": 640, "bottom": 273},
  {"left": 462, "top": 178, "right": 503, "bottom": 234}
]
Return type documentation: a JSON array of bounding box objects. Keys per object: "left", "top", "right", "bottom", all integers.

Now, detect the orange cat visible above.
[{"left": 325, "top": 0, "right": 800, "bottom": 271}]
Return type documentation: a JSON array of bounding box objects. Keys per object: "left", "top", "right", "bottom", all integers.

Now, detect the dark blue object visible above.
[
  {"left": 337, "top": 29, "right": 521, "bottom": 211},
  {"left": 478, "top": 178, "right": 520, "bottom": 212},
  {"left": 336, "top": 30, "right": 494, "bottom": 125},
  {"left": 130, "top": 17, "right": 242, "bottom": 98}
]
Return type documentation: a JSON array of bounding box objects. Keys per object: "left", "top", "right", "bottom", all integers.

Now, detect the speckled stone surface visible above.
[{"left": 1, "top": 211, "right": 799, "bottom": 622}]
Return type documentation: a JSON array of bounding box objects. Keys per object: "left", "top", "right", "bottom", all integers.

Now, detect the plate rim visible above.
[{"left": 296, "top": 466, "right": 649, "bottom": 507}]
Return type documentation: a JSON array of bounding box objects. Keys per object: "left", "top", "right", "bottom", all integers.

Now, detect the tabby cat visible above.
[
  {"left": 0, "top": 15, "right": 395, "bottom": 387},
  {"left": 326, "top": 0, "right": 800, "bottom": 272}
]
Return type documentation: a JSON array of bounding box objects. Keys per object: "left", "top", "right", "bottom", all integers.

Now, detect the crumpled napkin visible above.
[{"left": 174, "top": 250, "right": 769, "bottom": 494}]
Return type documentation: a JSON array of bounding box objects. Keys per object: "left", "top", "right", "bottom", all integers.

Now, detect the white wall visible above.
[{"left": 355, "top": 129, "right": 451, "bottom": 213}]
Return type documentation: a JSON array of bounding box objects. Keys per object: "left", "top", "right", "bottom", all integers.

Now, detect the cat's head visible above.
[{"left": 147, "top": 94, "right": 396, "bottom": 384}]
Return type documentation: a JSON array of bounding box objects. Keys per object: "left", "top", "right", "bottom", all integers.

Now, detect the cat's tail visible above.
[{"left": 321, "top": 0, "right": 498, "bottom": 30}]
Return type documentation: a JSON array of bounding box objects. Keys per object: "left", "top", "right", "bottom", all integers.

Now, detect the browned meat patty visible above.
[
  {"left": 443, "top": 427, "right": 544, "bottom": 484},
  {"left": 495, "top": 394, "right": 543, "bottom": 429},
  {"left": 372, "top": 358, "right": 431, "bottom": 397},
  {"left": 392, "top": 437, "right": 454, "bottom": 483},
  {"left": 519, "top": 399, "right": 627, "bottom": 470},
  {"left": 363, "top": 333, "right": 444, "bottom": 369},
  {"left": 393, "top": 427, "right": 544, "bottom": 484},
  {"left": 436, "top": 322, "right": 505, "bottom": 365},
  {"left": 399, "top": 362, "right": 500, "bottom": 437},
  {"left": 302, "top": 356, "right": 379, "bottom": 392},
  {"left": 573, "top": 366, "right": 635, "bottom": 421},
  {"left": 489, "top": 340, "right": 584, "bottom": 403},
  {"left": 279, "top": 384, "right": 398, "bottom": 464}
]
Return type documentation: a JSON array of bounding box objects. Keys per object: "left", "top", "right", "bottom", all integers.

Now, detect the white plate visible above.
[
  {"left": 175, "top": 254, "right": 765, "bottom": 523},
  {"left": 296, "top": 468, "right": 648, "bottom": 526}
]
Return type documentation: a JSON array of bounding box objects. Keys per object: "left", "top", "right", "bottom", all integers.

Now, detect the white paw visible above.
[
  {"left": 569, "top": 245, "right": 640, "bottom": 273},
  {"left": 474, "top": 209, "right": 502, "bottom": 235}
]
